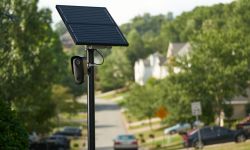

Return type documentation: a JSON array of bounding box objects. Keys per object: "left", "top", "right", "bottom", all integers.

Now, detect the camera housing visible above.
[{"left": 71, "top": 56, "right": 87, "bottom": 84}]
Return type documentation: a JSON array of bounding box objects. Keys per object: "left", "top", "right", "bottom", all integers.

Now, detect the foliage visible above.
[
  {"left": 0, "top": 101, "right": 28, "bottom": 150},
  {"left": 0, "top": 0, "right": 68, "bottom": 134},
  {"left": 125, "top": 29, "right": 146, "bottom": 65},
  {"left": 124, "top": 79, "right": 161, "bottom": 121},
  {"left": 159, "top": 0, "right": 250, "bottom": 123},
  {"left": 99, "top": 47, "right": 132, "bottom": 92},
  {"left": 223, "top": 104, "right": 233, "bottom": 119},
  {"left": 122, "top": 0, "right": 250, "bottom": 125}
]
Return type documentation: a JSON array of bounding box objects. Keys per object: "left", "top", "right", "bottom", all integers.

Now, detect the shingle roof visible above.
[{"left": 170, "top": 43, "right": 187, "bottom": 56}]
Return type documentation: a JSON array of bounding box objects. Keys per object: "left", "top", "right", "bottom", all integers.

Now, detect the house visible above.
[
  {"left": 166, "top": 42, "right": 191, "bottom": 73},
  {"left": 134, "top": 42, "right": 191, "bottom": 85},
  {"left": 134, "top": 52, "right": 167, "bottom": 85},
  {"left": 226, "top": 89, "right": 250, "bottom": 119},
  {"left": 167, "top": 42, "right": 191, "bottom": 58}
]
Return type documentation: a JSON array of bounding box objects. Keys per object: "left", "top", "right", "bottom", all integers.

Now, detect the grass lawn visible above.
[
  {"left": 135, "top": 126, "right": 166, "bottom": 141},
  {"left": 123, "top": 111, "right": 146, "bottom": 122},
  {"left": 129, "top": 121, "right": 161, "bottom": 130},
  {"left": 153, "top": 139, "right": 250, "bottom": 150},
  {"left": 204, "top": 140, "right": 250, "bottom": 150},
  {"left": 142, "top": 134, "right": 183, "bottom": 150}
]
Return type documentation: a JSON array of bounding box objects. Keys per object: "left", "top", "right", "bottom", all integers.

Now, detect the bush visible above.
[{"left": 0, "top": 100, "right": 28, "bottom": 149}]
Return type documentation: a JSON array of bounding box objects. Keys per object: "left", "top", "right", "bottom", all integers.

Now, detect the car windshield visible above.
[
  {"left": 117, "top": 135, "right": 135, "bottom": 141},
  {"left": 64, "top": 127, "right": 78, "bottom": 131}
]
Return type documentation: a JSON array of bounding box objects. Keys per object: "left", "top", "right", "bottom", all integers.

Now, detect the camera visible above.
[{"left": 71, "top": 56, "right": 87, "bottom": 84}]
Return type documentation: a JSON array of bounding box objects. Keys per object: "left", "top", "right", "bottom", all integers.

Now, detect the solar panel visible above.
[{"left": 56, "top": 5, "right": 129, "bottom": 46}]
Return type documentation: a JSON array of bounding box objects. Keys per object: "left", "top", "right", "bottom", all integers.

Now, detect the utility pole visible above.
[{"left": 87, "top": 48, "right": 95, "bottom": 150}]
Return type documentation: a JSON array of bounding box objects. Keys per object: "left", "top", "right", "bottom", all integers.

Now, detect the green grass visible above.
[
  {"left": 135, "top": 126, "right": 168, "bottom": 141},
  {"left": 154, "top": 139, "right": 250, "bottom": 150},
  {"left": 123, "top": 111, "right": 145, "bottom": 122},
  {"left": 129, "top": 121, "right": 161, "bottom": 130},
  {"left": 142, "top": 134, "right": 183, "bottom": 150},
  {"left": 61, "top": 112, "right": 87, "bottom": 120},
  {"left": 204, "top": 140, "right": 250, "bottom": 150}
]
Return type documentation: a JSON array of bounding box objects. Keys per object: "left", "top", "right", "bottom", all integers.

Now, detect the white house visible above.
[
  {"left": 134, "top": 42, "right": 191, "bottom": 85},
  {"left": 134, "top": 52, "right": 167, "bottom": 85},
  {"left": 166, "top": 42, "right": 191, "bottom": 73}
]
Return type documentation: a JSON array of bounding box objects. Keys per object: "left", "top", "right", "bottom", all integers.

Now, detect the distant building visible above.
[
  {"left": 134, "top": 42, "right": 191, "bottom": 85},
  {"left": 226, "top": 89, "right": 250, "bottom": 119},
  {"left": 134, "top": 52, "right": 167, "bottom": 85},
  {"left": 166, "top": 42, "right": 191, "bottom": 73}
]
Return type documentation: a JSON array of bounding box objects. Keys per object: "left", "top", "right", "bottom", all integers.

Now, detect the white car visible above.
[
  {"left": 113, "top": 134, "right": 138, "bottom": 150},
  {"left": 164, "top": 123, "right": 191, "bottom": 135}
]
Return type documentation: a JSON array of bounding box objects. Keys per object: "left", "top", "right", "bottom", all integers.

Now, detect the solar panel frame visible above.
[{"left": 56, "top": 5, "right": 129, "bottom": 46}]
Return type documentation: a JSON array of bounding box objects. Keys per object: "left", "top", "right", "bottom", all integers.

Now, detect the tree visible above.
[
  {"left": 124, "top": 79, "right": 161, "bottom": 129},
  {"left": 0, "top": 100, "right": 28, "bottom": 149},
  {"left": 153, "top": 0, "right": 250, "bottom": 126},
  {"left": 0, "top": 0, "right": 67, "bottom": 133},
  {"left": 163, "top": 28, "right": 250, "bottom": 125},
  {"left": 99, "top": 47, "right": 132, "bottom": 91},
  {"left": 126, "top": 29, "right": 146, "bottom": 65}
]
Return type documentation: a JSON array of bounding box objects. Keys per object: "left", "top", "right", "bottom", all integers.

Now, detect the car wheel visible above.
[
  {"left": 193, "top": 140, "right": 204, "bottom": 149},
  {"left": 236, "top": 134, "right": 246, "bottom": 143}
]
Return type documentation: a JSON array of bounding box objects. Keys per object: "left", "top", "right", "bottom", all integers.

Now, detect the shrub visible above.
[{"left": 0, "top": 100, "right": 28, "bottom": 149}]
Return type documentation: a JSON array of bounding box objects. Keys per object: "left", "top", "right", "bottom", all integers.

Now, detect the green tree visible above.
[
  {"left": 0, "top": 100, "right": 28, "bottom": 149},
  {"left": 156, "top": 0, "right": 250, "bottom": 125},
  {"left": 163, "top": 28, "right": 250, "bottom": 125},
  {"left": 0, "top": 0, "right": 67, "bottom": 134},
  {"left": 99, "top": 47, "right": 132, "bottom": 91},
  {"left": 124, "top": 79, "right": 161, "bottom": 129},
  {"left": 126, "top": 29, "right": 146, "bottom": 65}
]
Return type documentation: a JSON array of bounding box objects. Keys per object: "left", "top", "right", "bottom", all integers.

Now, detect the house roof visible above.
[
  {"left": 225, "top": 89, "right": 250, "bottom": 104},
  {"left": 167, "top": 42, "right": 191, "bottom": 58}
]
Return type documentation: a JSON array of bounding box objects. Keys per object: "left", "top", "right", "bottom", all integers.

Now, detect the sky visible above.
[{"left": 38, "top": 0, "right": 233, "bottom": 26}]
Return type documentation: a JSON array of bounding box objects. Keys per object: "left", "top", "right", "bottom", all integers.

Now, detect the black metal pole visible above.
[{"left": 87, "top": 48, "right": 95, "bottom": 150}]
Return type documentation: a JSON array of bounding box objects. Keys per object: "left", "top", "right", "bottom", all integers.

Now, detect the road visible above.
[{"left": 95, "top": 98, "right": 126, "bottom": 150}]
